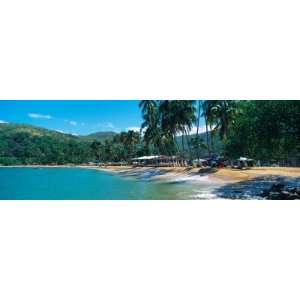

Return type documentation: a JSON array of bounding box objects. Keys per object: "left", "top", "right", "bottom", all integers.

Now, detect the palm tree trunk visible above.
[
  {"left": 196, "top": 100, "right": 201, "bottom": 137},
  {"left": 173, "top": 134, "right": 180, "bottom": 154},
  {"left": 204, "top": 114, "right": 210, "bottom": 156},
  {"left": 184, "top": 128, "right": 192, "bottom": 160},
  {"left": 210, "top": 125, "right": 214, "bottom": 154},
  {"left": 196, "top": 100, "right": 201, "bottom": 160}
]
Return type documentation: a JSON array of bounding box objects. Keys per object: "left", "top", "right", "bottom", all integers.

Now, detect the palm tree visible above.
[
  {"left": 196, "top": 100, "right": 202, "bottom": 137},
  {"left": 90, "top": 140, "right": 102, "bottom": 161},
  {"left": 177, "top": 100, "right": 196, "bottom": 158},
  {"left": 140, "top": 100, "right": 197, "bottom": 158},
  {"left": 159, "top": 100, "right": 196, "bottom": 157},
  {"left": 125, "top": 130, "right": 140, "bottom": 159},
  {"left": 207, "top": 100, "right": 241, "bottom": 140},
  {"left": 202, "top": 101, "right": 212, "bottom": 155},
  {"left": 191, "top": 136, "right": 207, "bottom": 160},
  {"left": 139, "top": 100, "right": 167, "bottom": 155},
  {"left": 158, "top": 100, "right": 179, "bottom": 155}
]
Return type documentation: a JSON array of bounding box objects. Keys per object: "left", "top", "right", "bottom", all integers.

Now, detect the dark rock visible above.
[
  {"left": 261, "top": 189, "right": 269, "bottom": 197},
  {"left": 280, "top": 191, "right": 291, "bottom": 200},
  {"left": 270, "top": 183, "right": 285, "bottom": 192},
  {"left": 267, "top": 192, "right": 282, "bottom": 200},
  {"left": 287, "top": 193, "right": 300, "bottom": 200}
]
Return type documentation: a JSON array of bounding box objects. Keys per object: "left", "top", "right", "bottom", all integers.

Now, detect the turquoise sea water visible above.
[{"left": 0, "top": 167, "right": 202, "bottom": 200}]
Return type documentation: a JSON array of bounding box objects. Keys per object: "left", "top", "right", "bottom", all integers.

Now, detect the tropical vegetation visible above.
[{"left": 0, "top": 100, "right": 299, "bottom": 166}]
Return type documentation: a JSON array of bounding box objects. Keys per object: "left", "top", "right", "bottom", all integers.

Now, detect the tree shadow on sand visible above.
[
  {"left": 115, "top": 167, "right": 173, "bottom": 181},
  {"left": 215, "top": 175, "right": 300, "bottom": 199}
]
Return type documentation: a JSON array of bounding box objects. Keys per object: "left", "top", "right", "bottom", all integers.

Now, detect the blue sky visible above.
[
  {"left": 0, "top": 100, "right": 143, "bottom": 135},
  {"left": 0, "top": 100, "right": 206, "bottom": 136}
]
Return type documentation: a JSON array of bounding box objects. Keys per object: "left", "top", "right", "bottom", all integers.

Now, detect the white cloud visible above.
[
  {"left": 64, "top": 119, "right": 78, "bottom": 126},
  {"left": 126, "top": 126, "right": 141, "bottom": 132},
  {"left": 0, "top": 120, "right": 8, "bottom": 124},
  {"left": 55, "top": 130, "right": 65, "bottom": 134},
  {"left": 55, "top": 129, "right": 78, "bottom": 136},
  {"left": 105, "top": 122, "right": 114, "bottom": 129},
  {"left": 176, "top": 125, "right": 207, "bottom": 136},
  {"left": 189, "top": 125, "right": 207, "bottom": 135},
  {"left": 96, "top": 122, "right": 115, "bottom": 130},
  {"left": 28, "top": 113, "right": 52, "bottom": 119}
]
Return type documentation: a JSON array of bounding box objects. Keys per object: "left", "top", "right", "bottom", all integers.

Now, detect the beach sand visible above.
[
  {"left": 95, "top": 166, "right": 300, "bottom": 199},
  {"left": 96, "top": 166, "right": 300, "bottom": 183}
]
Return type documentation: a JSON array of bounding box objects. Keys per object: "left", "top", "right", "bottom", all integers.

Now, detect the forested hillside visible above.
[
  {"left": 84, "top": 131, "right": 117, "bottom": 142},
  {"left": 0, "top": 124, "right": 94, "bottom": 165}
]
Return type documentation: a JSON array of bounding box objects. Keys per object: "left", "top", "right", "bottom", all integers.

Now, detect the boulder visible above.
[
  {"left": 261, "top": 189, "right": 269, "bottom": 197},
  {"left": 270, "top": 183, "right": 285, "bottom": 192},
  {"left": 267, "top": 192, "right": 282, "bottom": 200},
  {"left": 280, "top": 191, "right": 291, "bottom": 200},
  {"left": 287, "top": 193, "right": 300, "bottom": 200}
]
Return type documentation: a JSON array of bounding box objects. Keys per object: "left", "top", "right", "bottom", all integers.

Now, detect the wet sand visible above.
[
  {"left": 1, "top": 165, "right": 299, "bottom": 183},
  {"left": 96, "top": 166, "right": 300, "bottom": 199},
  {"left": 97, "top": 166, "right": 300, "bottom": 183}
]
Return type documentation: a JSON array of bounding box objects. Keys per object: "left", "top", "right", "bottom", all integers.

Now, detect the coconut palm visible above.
[
  {"left": 191, "top": 136, "right": 207, "bottom": 160},
  {"left": 196, "top": 100, "right": 202, "bottom": 137},
  {"left": 159, "top": 100, "right": 196, "bottom": 157},
  {"left": 139, "top": 100, "right": 168, "bottom": 155},
  {"left": 202, "top": 101, "right": 212, "bottom": 155},
  {"left": 176, "top": 100, "right": 196, "bottom": 158},
  {"left": 207, "top": 100, "right": 241, "bottom": 140}
]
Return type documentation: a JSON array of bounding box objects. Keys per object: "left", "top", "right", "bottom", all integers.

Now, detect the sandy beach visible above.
[
  {"left": 95, "top": 165, "right": 300, "bottom": 183},
  {"left": 94, "top": 166, "right": 300, "bottom": 199}
]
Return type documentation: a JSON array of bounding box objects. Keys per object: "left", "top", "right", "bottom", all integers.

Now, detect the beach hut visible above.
[
  {"left": 237, "top": 157, "right": 255, "bottom": 169},
  {"left": 192, "top": 158, "right": 208, "bottom": 167}
]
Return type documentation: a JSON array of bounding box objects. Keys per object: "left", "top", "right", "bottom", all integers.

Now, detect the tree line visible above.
[{"left": 138, "top": 100, "right": 300, "bottom": 163}]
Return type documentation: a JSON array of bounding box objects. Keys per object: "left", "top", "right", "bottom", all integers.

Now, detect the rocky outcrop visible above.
[{"left": 261, "top": 183, "right": 300, "bottom": 200}]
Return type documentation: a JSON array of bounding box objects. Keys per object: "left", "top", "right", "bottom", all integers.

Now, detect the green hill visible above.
[
  {"left": 176, "top": 131, "right": 223, "bottom": 157},
  {"left": 84, "top": 131, "right": 117, "bottom": 142},
  {"left": 0, "top": 123, "right": 94, "bottom": 165}
]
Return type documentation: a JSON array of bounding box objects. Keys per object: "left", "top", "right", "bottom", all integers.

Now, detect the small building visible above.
[
  {"left": 233, "top": 157, "right": 255, "bottom": 169},
  {"left": 192, "top": 158, "right": 208, "bottom": 167}
]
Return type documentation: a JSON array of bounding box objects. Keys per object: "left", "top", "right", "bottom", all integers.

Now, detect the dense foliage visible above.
[
  {"left": 223, "top": 101, "right": 300, "bottom": 162},
  {"left": 0, "top": 124, "right": 95, "bottom": 165},
  {"left": 138, "top": 100, "right": 300, "bottom": 163},
  {"left": 0, "top": 124, "right": 147, "bottom": 165}
]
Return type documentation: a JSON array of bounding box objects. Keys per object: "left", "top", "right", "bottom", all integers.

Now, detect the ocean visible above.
[{"left": 0, "top": 167, "right": 205, "bottom": 200}]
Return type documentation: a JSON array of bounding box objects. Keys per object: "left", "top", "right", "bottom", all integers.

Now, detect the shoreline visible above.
[
  {"left": 1, "top": 165, "right": 299, "bottom": 184},
  {"left": 1, "top": 165, "right": 299, "bottom": 199},
  {"left": 96, "top": 166, "right": 300, "bottom": 183}
]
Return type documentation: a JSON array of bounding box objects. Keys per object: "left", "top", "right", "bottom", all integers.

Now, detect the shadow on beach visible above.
[
  {"left": 115, "top": 167, "right": 219, "bottom": 182},
  {"left": 214, "top": 175, "right": 300, "bottom": 199}
]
